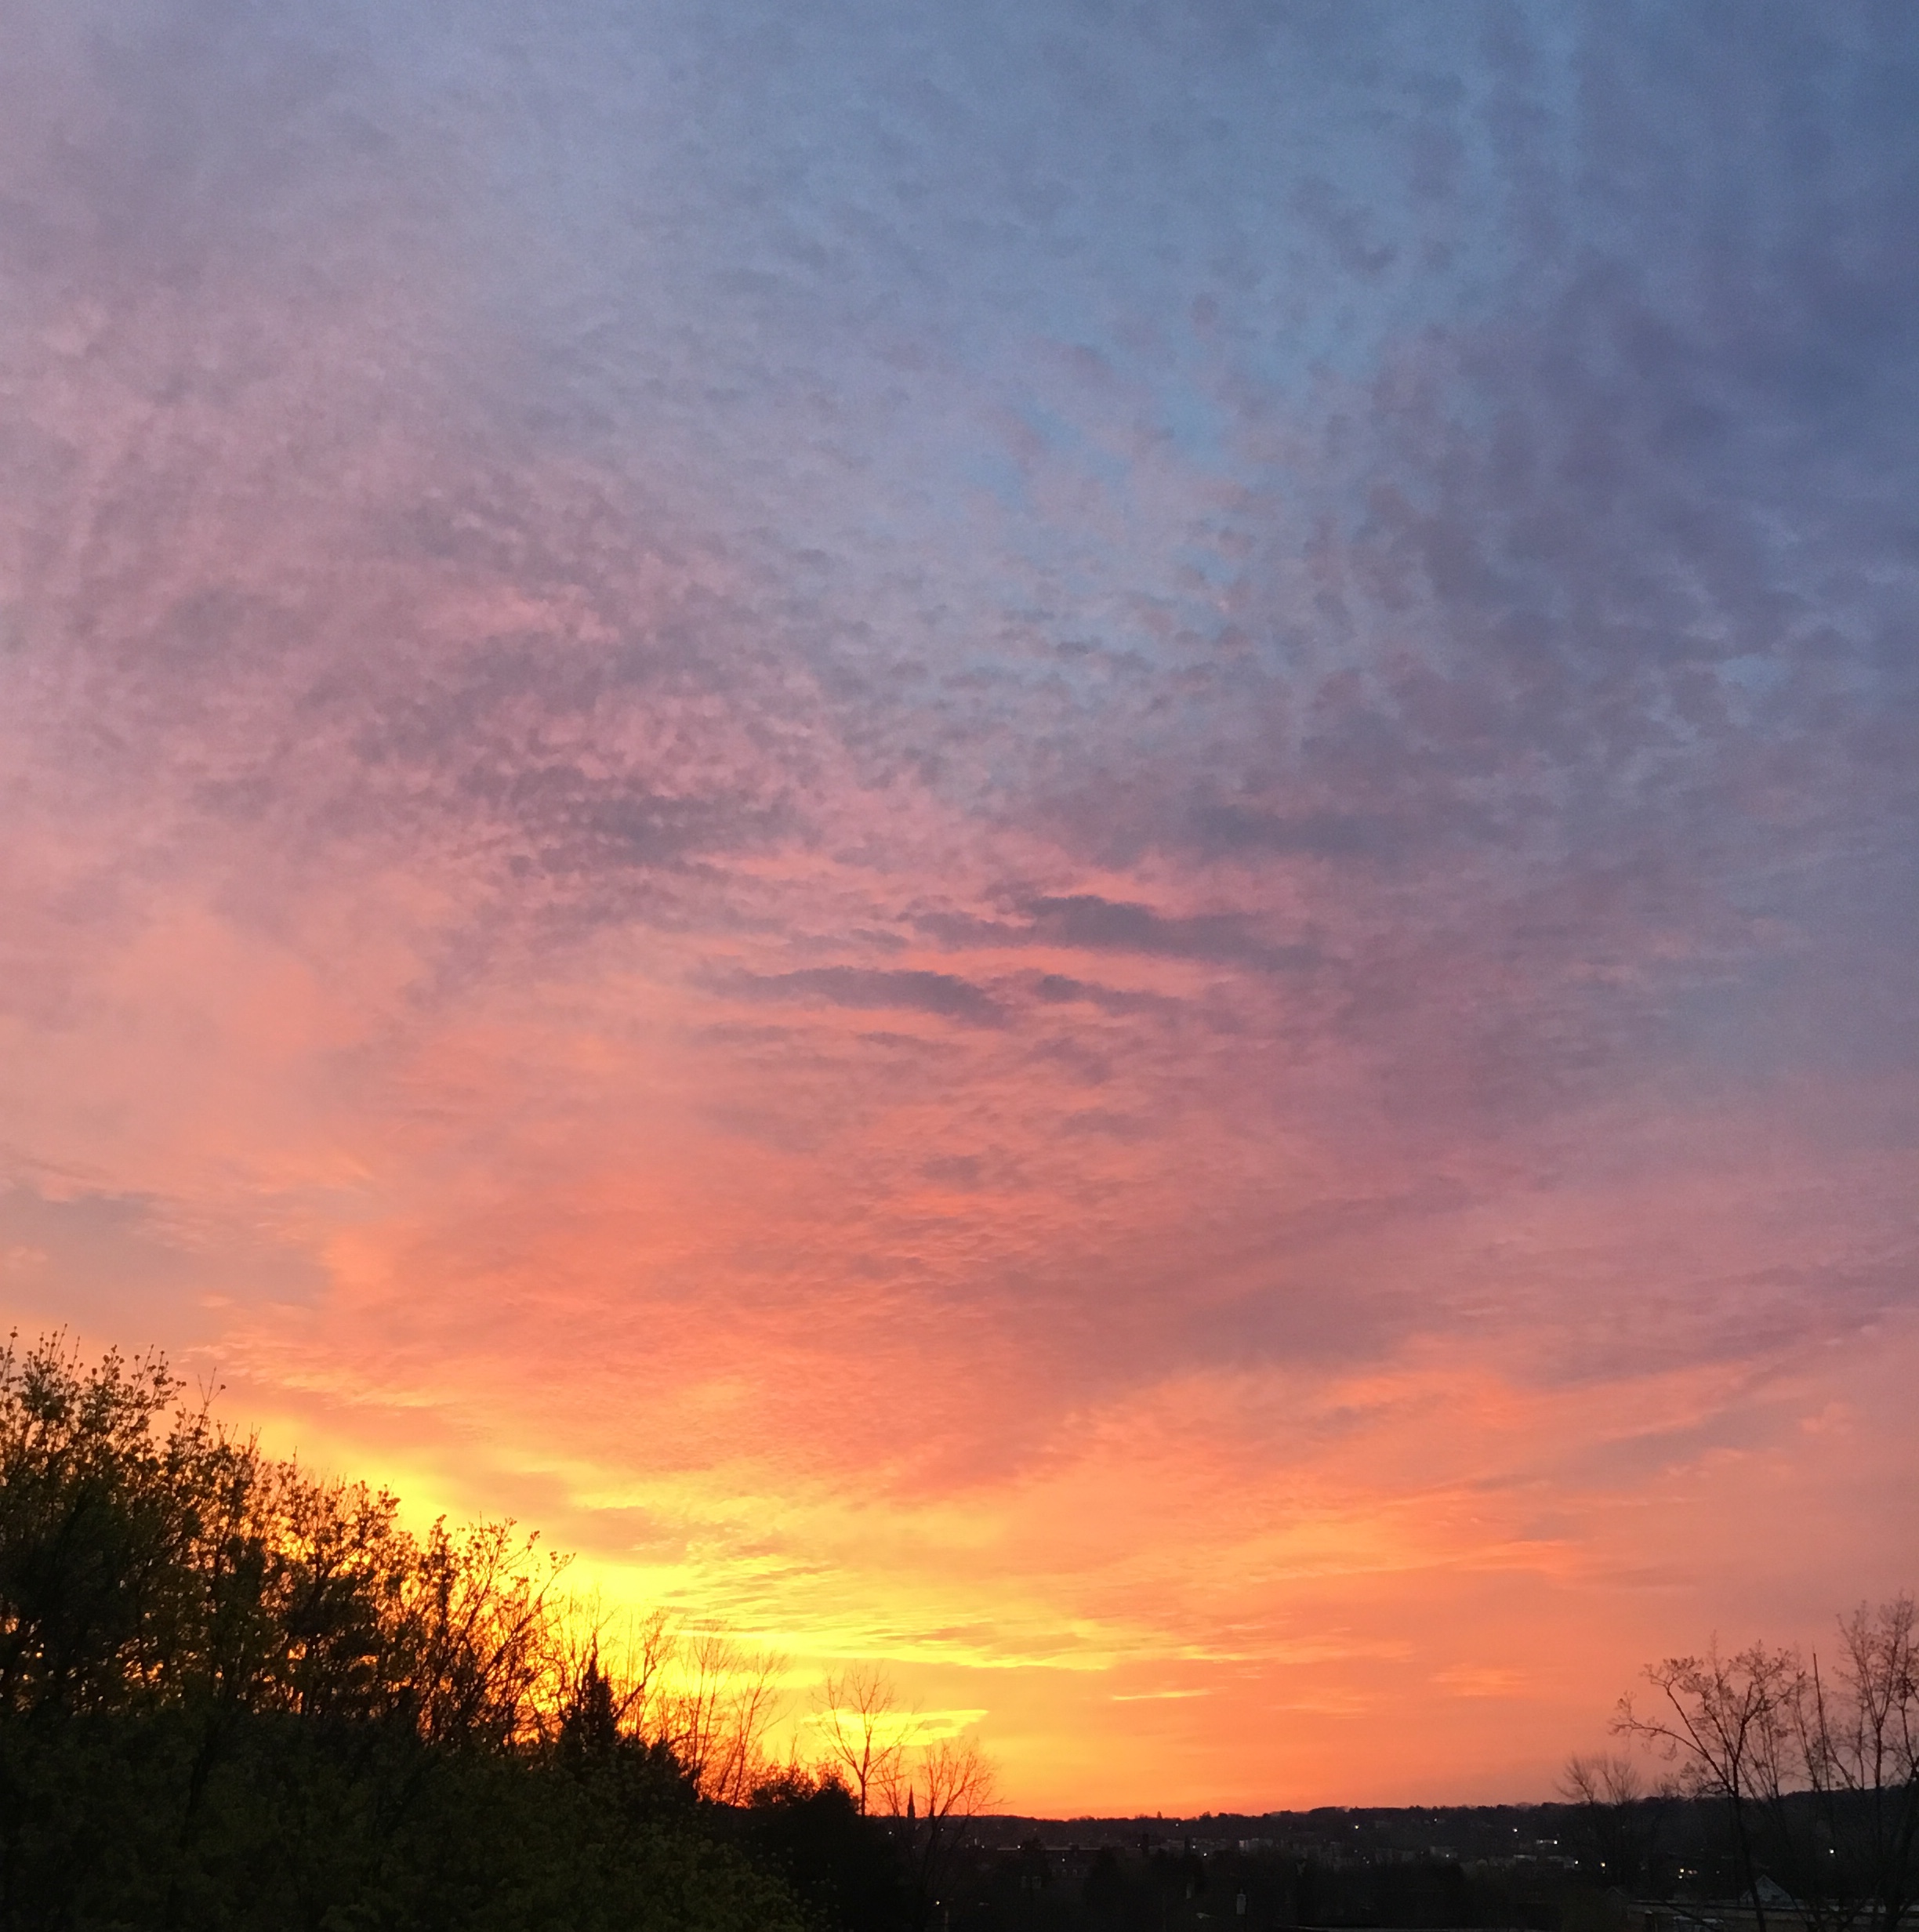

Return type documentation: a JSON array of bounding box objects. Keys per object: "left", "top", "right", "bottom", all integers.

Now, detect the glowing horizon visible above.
[{"left": 2, "top": 0, "right": 1915, "bottom": 1816}]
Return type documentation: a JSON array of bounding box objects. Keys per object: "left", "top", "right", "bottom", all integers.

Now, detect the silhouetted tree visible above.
[
  {"left": 559, "top": 1647, "right": 622, "bottom": 1762},
  {"left": 742, "top": 1765, "right": 909, "bottom": 1932},
  {"left": 1616, "top": 1641, "right": 1801, "bottom": 1930},
  {"left": 818, "top": 1661, "right": 913, "bottom": 1816},
  {"left": 887, "top": 1733, "right": 998, "bottom": 1931},
  {"left": 1561, "top": 1753, "right": 1664, "bottom": 1890},
  {"left": 0, "top": 1333, "right": 810, "bottom": 1932},
  {"left": 669, "top": 1630, "right": 787, "bottom": 1804},
  {"left": 1786, "top": 1600, "right": 1919, "bottom": 1932}
]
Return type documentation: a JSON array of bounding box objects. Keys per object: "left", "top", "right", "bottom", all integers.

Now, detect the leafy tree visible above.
[
  {"left": 0, "top": 1334, "right": 814, "bottom": 1932},
  {"left": 741, "top": 1767, "right": 909, "bottom": 1932}
]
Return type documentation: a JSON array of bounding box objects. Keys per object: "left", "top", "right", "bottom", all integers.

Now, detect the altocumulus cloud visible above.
[{"left": 1, "top": 0, "right": 1916, "bottom": 1811}]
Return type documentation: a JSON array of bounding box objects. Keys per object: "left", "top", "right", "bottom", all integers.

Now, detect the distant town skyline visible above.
[{"left": 2, "top": 0, "right": 1915, "bottom": 1813}]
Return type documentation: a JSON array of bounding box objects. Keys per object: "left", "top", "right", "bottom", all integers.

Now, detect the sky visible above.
[{"left": 2, "top": 0, "right": 1917, "bottom": 1814}]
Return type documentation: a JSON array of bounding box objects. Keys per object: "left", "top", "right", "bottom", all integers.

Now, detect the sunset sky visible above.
[{"left": 2, "top": 0, "right": 1916, "bottom": 1814}]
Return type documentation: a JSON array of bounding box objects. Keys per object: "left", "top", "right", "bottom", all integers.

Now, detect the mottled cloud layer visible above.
[{"left": 2, "top": 0, "right": 1915, "bottom": 1808}]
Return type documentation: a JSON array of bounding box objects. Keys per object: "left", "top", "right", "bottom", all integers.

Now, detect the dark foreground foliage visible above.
[
  {"left": 2, "top": 1706, "right": 796, "bottom": 1931},
  {"left": 0, "top": 1335, "right": 847, "bottom": 1931}
]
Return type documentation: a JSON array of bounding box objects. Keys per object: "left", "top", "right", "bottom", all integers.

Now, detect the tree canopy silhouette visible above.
[{"left": 0, "top": 1332, "right": 841, "bottom": 1930}]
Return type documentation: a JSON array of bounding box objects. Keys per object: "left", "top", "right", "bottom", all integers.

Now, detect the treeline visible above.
[
  {"left": 981, "top": 1837, "right": 1577, "bottom": 1932},
  {"left": 908, "top": 1771, "right": 1919, "bottom": 1932},
  {"left": 0, "top": 1335, "right": 973, "bottom": 1932}
]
